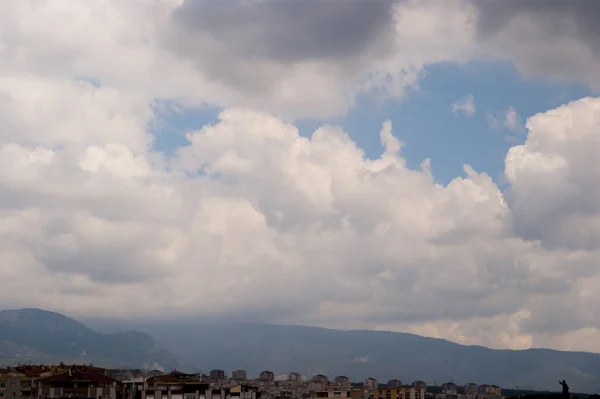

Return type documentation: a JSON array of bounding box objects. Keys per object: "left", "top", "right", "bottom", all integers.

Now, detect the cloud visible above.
[
  {"left": 504, "top": 98, "right": 600, "bottom": 251},
  {"left": 503, "top": 107, "right": 523, "bottom": 132},
  {"left": 472, "top": 0, "right": 600, "bottom": 89},
  {"left": 158, "top": 0, "right": 478, "bottom": 118},
  {"left": 487, "top": 106, "right": 524, "bottom": 134},
  {"left": 1, "top": 0, "right": 594, "bottom": 123},
  {"left": 1, "top": 0, "right": 600, "bottom": 353},
  {"left": 452, "top": 94, "right": 476, "bottom": 117},
  {"left": 3, "top": 85, "right": 600, "bottom": 351}
]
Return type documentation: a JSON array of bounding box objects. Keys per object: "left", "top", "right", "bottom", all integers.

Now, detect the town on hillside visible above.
[{"left": 0, "top": 364, "right": 506, "bottom": 399}]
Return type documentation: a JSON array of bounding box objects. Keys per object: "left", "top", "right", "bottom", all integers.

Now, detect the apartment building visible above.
[
  {"left": 463, "top": 385, "right": 477, "bottom": 396},
  {"left": 364, "top": 379, "right": 378, "bottom": 391},
  {"left": 375, "top": 386, "right": 425, "bottom": 399},
  {"left": 477, "top": 385, "right": 501, "bottom": 398},
  {"left": 229, "top": 385, "right": 259, "bottom": 399},
  {"left": 209, "top": 372, "right": 226, "bottom": 382},
  {"left": 0, "top": 372, "right": 7, "bottom": 399},
  {"left": 36, "top": 369, "right": 118, "bottom": 399},
  {"left": 258, "top": 373, "right": 274, "bottom": 383},
  {"left": 231, "top": 372, "right": 247, "bottom": 383},
  {"left": 405, "top": 387, "right": 425, "bottom": 399},
  {"left": 313, "top": 387, "right": 351, "bottom": 398},
  {"left": 331, "top": 378, "right": 349, "bottom": 388},
  {"left": 441, "top": 384, "right": 457, "bottom": 396},
  {"left": 3, "top": 366, "right": 48, "bottom": 399},
  {"left": 134, "top": 372, "right": 251, "bottom": 399}
]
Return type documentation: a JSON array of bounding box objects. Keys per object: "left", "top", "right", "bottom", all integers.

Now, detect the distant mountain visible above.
[
  {"left": 0, "top": 308, "right": 187, "bottom": 372},
  {"left": 109, "top": 322, "right": 600, "bottom": 393},
  {"left": 12, "top": 310, "right": 600, "bottom": 393}
]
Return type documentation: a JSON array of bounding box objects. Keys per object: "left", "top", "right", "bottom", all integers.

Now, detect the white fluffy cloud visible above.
[
  {"left": 3, "top": 96, "right": 600, "bottom": 350},
  {"left": 1, "top": 0, "right": 600, "bottom": 353}
]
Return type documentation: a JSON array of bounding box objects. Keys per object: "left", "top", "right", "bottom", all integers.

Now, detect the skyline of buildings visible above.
[{"left": 0, "top": 364, "right": 505, "bottom": 399}]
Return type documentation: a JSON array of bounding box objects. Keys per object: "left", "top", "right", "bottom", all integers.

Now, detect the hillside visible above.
[
  {"left": 0, "top": 308, "right": 187, "bottom": 371},
  {"left": 8, "top": 309, "right": 600, "bottom": 393},
  {"left": 118, "top": 323, "right": 600, "bottom": 393}
]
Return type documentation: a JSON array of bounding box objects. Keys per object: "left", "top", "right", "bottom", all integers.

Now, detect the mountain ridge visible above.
[
  {"left": 0, "top": 308, "right": 186, "bottom": 371},
  {"left": 115, "top": 321, "right": 600, "bottom": 393},
  {"left": 4, "top": 309, "right": 600, "bottom": 393}
]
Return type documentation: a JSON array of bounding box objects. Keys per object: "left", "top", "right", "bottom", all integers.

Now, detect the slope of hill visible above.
[
  {"left": 9, "top": 309, "right": 600, "bottom": 393},
  {"left": 120, "top": 322, "right": 600, "bottom": 393},
  {"left": 0, "top": 308, "right": 187, "bottom": 371}
]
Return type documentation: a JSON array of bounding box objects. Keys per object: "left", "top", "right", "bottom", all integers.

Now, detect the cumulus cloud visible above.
[
  {"left": 504, "top": 98, "right": 600, "bottom": 251},
  {"left": 3, "top": 91, "right": 600, "bottom": 350},
  {"left": 452, "top": 94, "right": 476, "bottom": 117},
  {"left": 1, "top": 0, "right": 600, "bottom": 353},
  {"left": 1, "top": 0, "right": 594, "bottom": 121},
  {"left": 161, "top": 0, "right": 477, "bottom": 117}
]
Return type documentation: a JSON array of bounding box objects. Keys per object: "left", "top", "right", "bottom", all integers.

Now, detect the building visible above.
[
  {"left": 36, "top": 369, "right": 118, "bottom": 399},
  {"left": 375, "top": 386, "right": 424, "bottom": 399},
  {"left": 404, "top": 387, "right": 425, "bottom": 399},
  {"left": 307, "top": 375, "right": 329, "bottom": 393},
  {"left": 313, "top": 387, "right": 351, "bottom": 398},
  {"left": 387, "top": 381, "right": 402, "bottom": 389},
  {"left": 332, "top": 377, "right": 349, "bottom": 387},
  {"left": 231, "top": 372, "right": 247, "bottom": 383},
  {"left": 287, "top": 374, "right": 302, "bottom": 384},
  {"left": 0, "top": 371, "right": 8, "bottom": 399},
  {"left": 273, "top": 391, "right": 292, "bottom": 399},
  {"left": 229, "top": 385, "right": 260, "bottom": 399},
  {"left": 135, "top": 372, "right": 213, "bottom": 399},
  {"left": 3, "top": 365, "right": 64, "bottom": 399},
  {"left": 410, "top": 383, "right": 425, "bottom": 390},
  {"left": 477, "top": 385, "right": 501, "bottom": 398},
  {"left": 364, "top": 379, "right": 378, "bottom": 391},
  {"left": 122, "top": 377, "right": 148, "bottom": 399},
  {"left": 441, "top": 384, "right": 457, "bottom": 396},
  {"left": 375, "top": 388, "right": 401, "bottom": 399},
  {"left": 209, "top": 371, "right": 226, "bottom": 382},
  {"left": 258, "top": 372, "right": 274, "bottom": 383},
  {"left": 311, "top": 376, "right": 328, "bottom": 385},
  {"left": 4, "top": 370, "right": 31, "bottom": 399},
  {"left": 463, "top": 385, "right": 477, "bottom": 396}
]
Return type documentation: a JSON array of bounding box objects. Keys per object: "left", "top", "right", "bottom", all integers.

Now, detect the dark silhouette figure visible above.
[{"left": 559, "top": 380, "right": 570, "bottom": 399}]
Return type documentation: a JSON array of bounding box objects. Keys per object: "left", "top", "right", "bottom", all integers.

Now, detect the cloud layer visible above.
[
  {"left": 473, "top": 0, "right": 600, "bottom": 89},
  {"left": 0, "top": 0, "right": 599, "bottom": 352}
]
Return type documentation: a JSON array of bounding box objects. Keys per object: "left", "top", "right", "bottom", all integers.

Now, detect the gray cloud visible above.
[
  {"left": 475, "top": 0, "right": 600, "bottom": 52},
  {"left": 172, "top": 0, "right": 396, "bottom": 64},
  {"left": 162, "top": 0, "right": 399, "bottom": 113},
  {"left": 472, "top": 0, "right": 600, "bottom": 88}
]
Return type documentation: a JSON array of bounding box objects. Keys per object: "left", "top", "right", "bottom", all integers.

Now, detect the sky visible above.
[{"left": 1, "top": 0, "right": 600, "bottom": 352}]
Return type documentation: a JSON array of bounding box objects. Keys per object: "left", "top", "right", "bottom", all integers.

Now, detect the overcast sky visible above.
[{"left": 1, "top": 0, "right": 600, "bottom": 352}]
